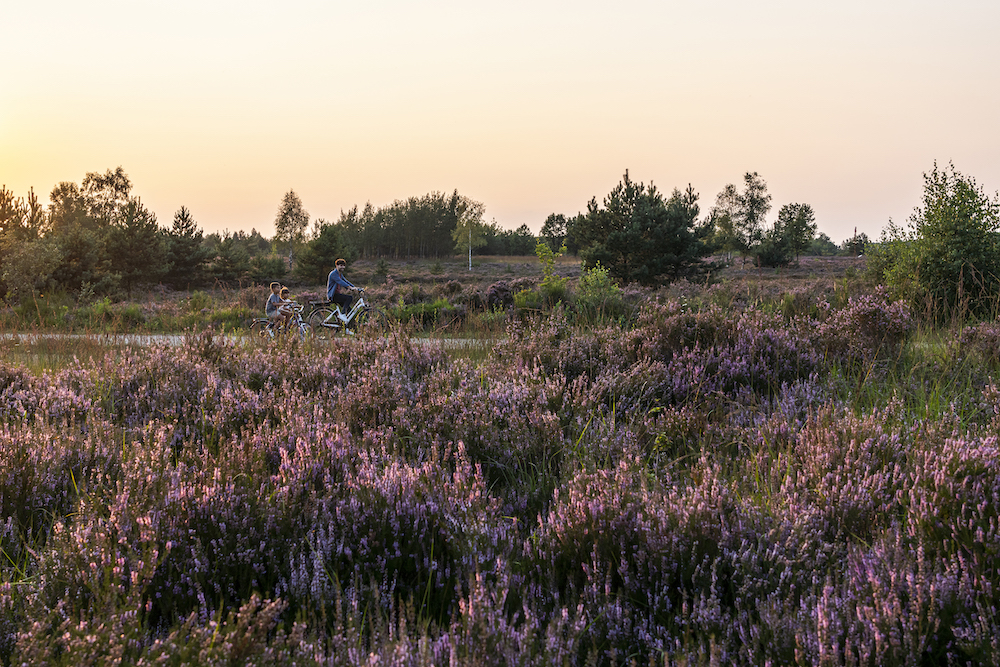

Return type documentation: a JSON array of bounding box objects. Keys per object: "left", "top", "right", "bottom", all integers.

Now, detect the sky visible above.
[{"left": 2, "top": 0, "right": 999, "bottom": 244}]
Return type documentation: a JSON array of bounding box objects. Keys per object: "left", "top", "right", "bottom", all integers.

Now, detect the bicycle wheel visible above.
[
  {"left": 352, "top": 308, "right": 390, "bottom": 335},
  {"left": 250, "top": 319, "right": 273, "bottom": 339},
  {"left": 307, "top": 307, "right": 338, "bottom": 340}
]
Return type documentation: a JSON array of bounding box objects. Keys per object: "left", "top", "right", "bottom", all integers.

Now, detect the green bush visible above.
[
  {"left": 869, "top": 162, "right": 1000, "bottom": 320},
  {"left": 513, "top": 289, "right": 542, "bottom": 311},
  {"left": 535, "top": 240, "right": 569, "bottom": 307},
  {"left": 209, "top": 307, "right": 251, "bottom": 331},
  {"left": 754, "top": 228, "right": 793, "bottom": 267},
  {"left": 187, "top": 290, "right": 212, "bottom": 312},
  {"left": 372, "top": 259, "right": 390, "bottom": 284},
  {"left": 574, "top": 262, "right": 625, "bottom": 323},
  {"left": 118, "top": 304, "right": 145, "bottom": 328},
  {"left": 394, "top": 298, "right": 452, "bottom": 328},
  {"left": 71, "top": 297, "right": 146, "bottom": 331},
  {"left": 540, "top": 279, "right": 568, "bottom": 306}
]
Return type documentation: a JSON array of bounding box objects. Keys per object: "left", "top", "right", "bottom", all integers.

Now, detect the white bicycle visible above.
[
  {"left": 306, "top": 290, "right": 390, "bottom": 340},
  {"left": 249, "top": 303, "right": 311, "bottom": 340}
]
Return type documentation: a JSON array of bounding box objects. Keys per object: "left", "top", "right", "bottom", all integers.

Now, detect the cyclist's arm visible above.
[{"left": 331, "top": 272, "right": 357, "bottom": 290}]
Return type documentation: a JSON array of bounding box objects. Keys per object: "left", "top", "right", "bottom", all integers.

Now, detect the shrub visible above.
[
  {"left": 186, "top": 290, "right": 212, "bottom": 312},
  {"left": 393, "top": 297, "right": 454, "bottom": 327},
  {"left": 574, "top": 262, "right": 625, "bottom": 323},
  {"left": 869, "top": 162, "right": 1000, "bottom": 319},
  {"left": 514, "top": 288, "right": 542, "bottom": 311},
  {"left": 958, "top": 321, "right": 1000, "bottom": 362},
  {"left": 486, "top": 280, "right": 514, "bottom": 309},
  {"left": 819, "top": 287, "right": 914, "bottom": 364}
]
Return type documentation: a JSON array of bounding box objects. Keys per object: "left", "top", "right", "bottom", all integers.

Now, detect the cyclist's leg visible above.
[{"left": 332, "top": 293, "right": 353, "bottom": 319}]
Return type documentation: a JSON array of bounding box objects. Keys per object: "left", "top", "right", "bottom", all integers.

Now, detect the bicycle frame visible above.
[
  {"left": 316, "top": 295, "right": 368, "bottom": 328},
  {"left": 340, "top": 295, "right": 368, "bottom": 325},
  {"left": 254, "top": 304, "right": 309, "bottom": 339}
]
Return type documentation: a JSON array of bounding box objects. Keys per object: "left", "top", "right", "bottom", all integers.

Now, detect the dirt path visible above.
[{"left": 2, "top": 332, "right": 484, "bottom": 349}]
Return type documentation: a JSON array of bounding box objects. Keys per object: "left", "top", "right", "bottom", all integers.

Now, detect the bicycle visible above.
[
  {"left": 306, "top": 289, "right": 390, "bottom": 340},
  {"left": 249, "top": 303, "right": 311, "bottom": 340}
]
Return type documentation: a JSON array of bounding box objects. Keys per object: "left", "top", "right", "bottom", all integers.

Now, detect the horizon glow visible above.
[{"left": 3, "top": 0, "right": 999, "bottom": 243}]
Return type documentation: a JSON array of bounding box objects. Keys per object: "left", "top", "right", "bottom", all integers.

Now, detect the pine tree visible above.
[{"left": 164, "top": 206, "right": 212, "bottom": 288}]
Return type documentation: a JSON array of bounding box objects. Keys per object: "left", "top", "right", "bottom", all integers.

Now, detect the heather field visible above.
[{"left": 3, "top": 277, "right": 1000, "bottom": 665}]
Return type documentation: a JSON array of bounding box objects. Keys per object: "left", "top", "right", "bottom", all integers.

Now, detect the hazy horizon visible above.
[{"left": 3, "top": 1, "right": 998, "bottom": 243}]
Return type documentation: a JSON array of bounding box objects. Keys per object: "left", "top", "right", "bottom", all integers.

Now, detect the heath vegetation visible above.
[{"left": 1, "top": 163, "right": 999, "bottom": 664}]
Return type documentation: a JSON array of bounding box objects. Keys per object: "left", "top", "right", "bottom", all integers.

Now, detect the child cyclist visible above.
[
  {"left": 265, "top": 282, "right": 293, "bottom": 330},
  {"left": 327, "top": 258, "right": 358, "bottom": 322}
]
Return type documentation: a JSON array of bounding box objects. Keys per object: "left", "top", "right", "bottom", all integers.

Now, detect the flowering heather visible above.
[
  {"left": 817, "top": 287, "right": 915, "bottom": 365},
  {"left": 0, "top": 289, "right": 997, "bottom": 665},
  {"left": 959, "top": 320, "right": 1000, "bottom": 363}
]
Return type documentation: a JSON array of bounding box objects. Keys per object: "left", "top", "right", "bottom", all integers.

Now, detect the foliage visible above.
[
  {"left": 481, "top": 221, "right": 536, "bottom": 256},
  {"left": 451, "top": 199, "right": 488, "bottom": 269},
  {"left": 337, "top": 190, "right": 483, "bottom": 258},
  {"left": 841, "top": 230, "right": 870, "bottom": 256},
  {"left": 208, "top": 232, "right": 252, "bottom": 283},
  {"left": 46, "top": 181, "right": 92, "bottom": 234},
  {"left": 705, "top": 182, "right": 741, "bottom": 260},
  {"left": 372, "top": 258, "right": 389, "bottom": 282},
  {"left": 708, "top": 173, "right": 774, "bottom": 265},
  {"left": 0, "top": 285, "right": 995, "bottom": 664},
  {"left": 249, "top": 254, "right": 287, "bottom": 283},
  {"left": 1, "top": 238, "right": 62, "bottom": 302},
  {"left": 513, "top": 287, "right": 542, "bottom": 310},
  {"left": 273, "top": 189, "right": 309, "bottom": 255},
  {"left": 535, "top": 240, "right": 568, "bottom": 305},
  {"left": 105, "top": 199, "right": 167, "bottom": 290},
  {"left": 187, "top": 290, "right": 212, "bottom": 312},
  {"left": 54, "top": 224, "right": 116, "bottom": 296},
  {"left": 575, "top": 171, "right": 710, "bottom": 286},
  {"left": 163, "top": 206, "right": 212, "bottom": 289},
  {"left": 809, "top": 231, "right": 839, "bottom": 256},
  {"left": 868, "top": 162, "right": 1000, "bottom": 319},
  {"left": 776, "top": 202, "right": 817, "bottom": 260},
  {"left": 81, "top": 166, "right": 132, "bottom": 226},
  {"left": 2, "top": 168, "right": 181, "bottom": 299},
  {"left": 574, "top": 262, "right": 625, "bottom": 323},
  {"left": 736, "top": 171, "right": 772, "bottom": 253},
  {"left": 540, "top": 213, "right": 568, "bottom": 252},
  {"left": 754, "top": 223, "right": 794, "bottom": 267},
  {"left": 393, "top": 297, "right": 458, "bottom": 328},
  {"left": 292, "top": 220, "right": 349, "bottom": 284}
]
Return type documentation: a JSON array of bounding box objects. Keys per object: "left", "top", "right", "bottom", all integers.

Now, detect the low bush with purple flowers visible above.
[{"left": 3, "top": 286, "right": 1000, "bottom": 665}]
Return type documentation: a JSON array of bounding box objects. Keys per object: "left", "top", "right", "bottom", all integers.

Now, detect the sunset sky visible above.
[{"left": 3, "top": 0, "right": 998, "bottom": 244}]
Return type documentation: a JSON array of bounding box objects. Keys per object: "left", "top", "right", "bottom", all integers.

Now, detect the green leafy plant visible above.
[
  {"left": 187, "top": 290, "right": 212, "bottom": 312},
  {"left": 536, "top": 240, "right": 568, "bottom": 306},
  {"left": 575, "top": 262, "right": 625, "bottom": 323},
  {"left": 868, "top": 162, "right": 1000, "bottom": 320},
  {"left": 514, "top": 288, "right": 541, "bottom": 311}
]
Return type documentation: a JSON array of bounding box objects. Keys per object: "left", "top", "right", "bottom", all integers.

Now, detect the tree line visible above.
[
  {"left": 1, "top": 166, "right": 869, "bottom": 302},
  {"left": 536, "top": 171, "right": 867, "bottom": 286},
  {"left": 0, "top": 170, "right": 540, "bottom": 302}
]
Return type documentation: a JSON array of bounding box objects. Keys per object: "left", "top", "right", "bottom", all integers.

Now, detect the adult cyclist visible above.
[{"left": 327, "top": 258, "right": 358, "bottom": 322}]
